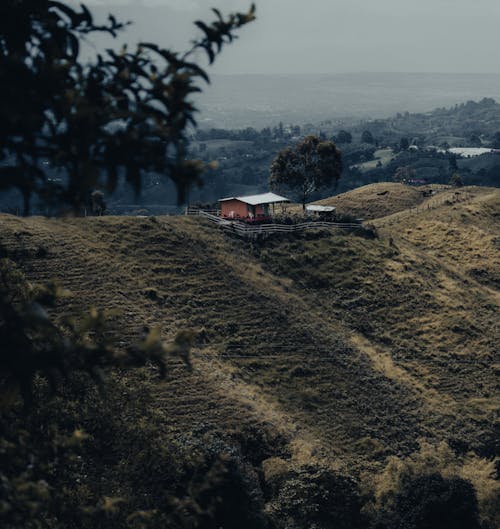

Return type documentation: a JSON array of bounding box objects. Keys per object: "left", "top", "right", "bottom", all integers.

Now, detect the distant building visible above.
[
  {"left": 305, "top": 205, "right": 336, "bottom": 217},
  {"left": 219, "top": 192, "right": 289, "bottom": 221},
  {"left": 448, "top": 147, "right": 493, "bottom": 158},
  {"left": 407, "top": 178, "right": 428, "bottom": 186}
]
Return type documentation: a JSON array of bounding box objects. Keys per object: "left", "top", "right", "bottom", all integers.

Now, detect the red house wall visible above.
[
  {"left": 220, "top": 200, "right": 268, "bottom": 219},
  {"left": 220, "top": 199, "right": 249, "bottom": 218}
]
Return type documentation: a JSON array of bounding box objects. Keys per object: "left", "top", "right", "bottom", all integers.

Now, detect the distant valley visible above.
[{"left": 198, "top": 73, "right": 500, "bottom": 128}]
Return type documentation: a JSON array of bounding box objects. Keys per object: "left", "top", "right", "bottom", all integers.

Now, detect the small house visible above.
[{"left": 219, "top": 192, "right": 290, "bottom": 221}]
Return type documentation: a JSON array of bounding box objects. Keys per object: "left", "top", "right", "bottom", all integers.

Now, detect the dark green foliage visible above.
[
  {"left": 449, "top": 154, "right": 459, "bottom": 173},
  {"left": 0, "top": 3, "right": 256, "bottom": 528},
  {"left": 449, "top": 173, "right": 464, "bottom": 187},
  {"left": 374, "top": 474, "right": 482, "bottom": 529},
  {"left": 0, "top": 372, "right": 269, "bottom": 529},
  {"left": 90, "top": 190, "right": 106, "bottom": 216},
  {"left": 491, "top": 131, "right": 500, "bottom": 149},
  {"left": 0, "top": 1, "right": 255, "bottom": 214},
  {"left": 270, "top": 135, "right": 342, "bottom": 210},
  {"left": 173, "top": 455, "right": 268, "bottom": 529},
  {"left": 336, "top": 130, "right": 353, "bottom": 144},
  {"left": 393, "top": 166, "right": 415, "bottom": 183},
  {"left": 268, "top": 465, "right": 366, "bottom": 529},
  {"left": 469, "top": 134, "right": 482, "bottom": 147},
  {"left": 362, "top": 130, "right": 375, "bottom": 144}
]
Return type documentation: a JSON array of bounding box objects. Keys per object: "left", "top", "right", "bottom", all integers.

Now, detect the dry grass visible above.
[
  {"left": 366, "top": 440, "right": 499, "bottom": 527},
  {"left": 313, "top": 182, "right": 446, "bottom": 219},
  {"left": 0, "top": 183, "right": 497, "bottom": 493}
]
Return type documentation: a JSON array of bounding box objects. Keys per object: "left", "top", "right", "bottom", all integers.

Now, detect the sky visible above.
[{"left": 80, "top": 0, "right": 500, "bottom": 75}]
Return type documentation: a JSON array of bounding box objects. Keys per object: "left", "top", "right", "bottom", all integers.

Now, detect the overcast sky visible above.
[{"left": 81, "top": 0, "right": 500, "bottom": 75}]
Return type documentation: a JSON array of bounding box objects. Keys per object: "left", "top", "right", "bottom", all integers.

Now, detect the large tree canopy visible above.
[
  {"left": 0, "top": 0, "right": 255, "bottom": 214},
  {"left": 269, "top": 135, "right": 342, "bottom": 210},
  {"left": 0, "top": 4, "right": 256, "bottom": 527}
]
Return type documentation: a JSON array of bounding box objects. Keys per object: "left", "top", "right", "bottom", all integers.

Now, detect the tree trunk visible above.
[{"left": 22, "top": 190, "right": 31, "bottom": 217}]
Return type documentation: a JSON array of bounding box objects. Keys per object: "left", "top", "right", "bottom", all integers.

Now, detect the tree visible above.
[
  {"left": 268, "top": 465, "right": 366, "bottom": 529},
  {"left": 0, "top": 1, "right": 256, "bottom": 215},
  {"left": 491, "top": 131, "right": 500, "bottom": 149},
  {"left": 469, "top": 134, "right": 482, "bottom": 147},
  {"left": 361, "top": 130, "right": 375, "bottom": 144},
  {"left": 449, "top": 173, "right": 464, "bottom": 187},
  {"left": 385, "top": 474, "right": 481, "bottom": 529},
  {"left": 336, "top": 130, "right": 352, "bottom": 144},
  {"left": 400, "top": 137, "right": 410, "bottom": 151},
  {"left": 0, "top": 2, "right": 255, "bottom": 528},
  {"left": 269, "top": 135, "right": 342, "bottom": 211},
  {"left": 90, "top": 189, "right": 106, "bottom": 215},
  {"left": 449, "top": 154, "right": 459, "bottom": 173},
  {"left": 0, "top": 0, "right": 255, "bottom": 387},
  {"left": 393, "top": 166, "right": 415, "bottom": 183}
]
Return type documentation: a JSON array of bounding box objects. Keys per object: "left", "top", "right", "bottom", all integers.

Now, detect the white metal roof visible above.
[
  {"left": 306, "top": 205, "right": 336, "bottom": 212},
  {"left": 219, "top": 192, "right": 290, "bottom": 205},
  {"left": 448, "top": 147, "right": 492, "bottom": 158}
]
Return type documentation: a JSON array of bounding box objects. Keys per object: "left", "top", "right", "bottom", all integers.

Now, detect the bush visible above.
[
  {"left": 367, "top": 441, "right": 499, "bottom": 528},
  {"left": 267, "top": 465, "right": 366, "bottom": 529},
  {"left": 168, "top": 448, "right": 269, "bottom": 529},
  {"left": 374, "top": 473, "right": 482, "bottom": 529}
]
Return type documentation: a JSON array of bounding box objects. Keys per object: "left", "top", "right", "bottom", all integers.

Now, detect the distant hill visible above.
[
  {"left": 313, "top": 182, "right": 436, "bottom": 219},
  {"left": 198, "top": 73, "right": 500, "bottom": 128},
  {"left": 351, "top": 97, "right": 500, "bottom": 146},
  {"left": 0, "top": 184, "right": 498, "bottom": 526}
]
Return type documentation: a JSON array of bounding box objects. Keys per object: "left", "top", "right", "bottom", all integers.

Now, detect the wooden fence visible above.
[
  {"left": 185, "top": 206, "right": 219, "bottom": 216},
  {"left": 374, "top": 190, "right": 475, "bottom": 227},
  {"left": 194, "top": 210, "right": 365, "bottom": 238}
]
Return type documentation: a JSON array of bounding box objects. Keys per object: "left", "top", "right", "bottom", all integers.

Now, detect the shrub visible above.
[
  {"left": 374, "top": 473, "right": 481, "bottom": 529},
  {"left": 367, "top": 440, "right": 499, "bottom": 528},
  {"left": 169, "top": 450, "right": 269, "bottom": 529},
  {"left": 267, "top": 464, "right": 366, "bottom": 529}
]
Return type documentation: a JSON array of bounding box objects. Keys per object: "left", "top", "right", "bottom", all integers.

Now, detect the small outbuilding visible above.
[
  {"left": 219, "top": 192, "right": 290, "bottom": 221},
  {"left": 305, "top": 205, "right": 336, "bottom": 215}
]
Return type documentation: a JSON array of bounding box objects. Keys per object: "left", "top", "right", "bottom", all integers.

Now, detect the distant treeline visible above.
[{"left": 1, "top": 99, "right": 499, "bottom": 215}]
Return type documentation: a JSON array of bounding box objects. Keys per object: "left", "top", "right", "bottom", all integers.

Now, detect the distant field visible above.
[
  {"left": 193, "top": 139, "right": 254, "bottom": 153},
  {"left": 199, "top": 73, "right": 500, "bottom": 128},
  {"left": 352, "top": 148, "right": 394, "bottom": 172},
  {"left": 449, "top": 147, "right": 493, "bottom": 157}
]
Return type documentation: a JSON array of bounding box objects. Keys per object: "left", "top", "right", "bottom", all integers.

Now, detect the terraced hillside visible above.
[
  {"left": 0, "top": 184, "right": 498, "bottom": 517},
  {"left": 256, "top": 186, "right": 499, "bottom": 457}
]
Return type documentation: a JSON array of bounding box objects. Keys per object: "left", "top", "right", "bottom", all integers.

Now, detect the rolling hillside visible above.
[
  {"left": 312, "top": 182, "right": 447, "bottom": 219},
  {"left": 0, "top": 183, "right": 498, "bottom": 525}
]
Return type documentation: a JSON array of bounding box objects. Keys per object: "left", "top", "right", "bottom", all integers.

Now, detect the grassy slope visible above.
[
  {"left": 256, "top": 186, "right": 498, "bottom": 456},
  {"left": 0, "top": 184, "right": 498, "bottom": 480},
  {"left": 312, "top": 182, "right": 446, "bottom": 220}
]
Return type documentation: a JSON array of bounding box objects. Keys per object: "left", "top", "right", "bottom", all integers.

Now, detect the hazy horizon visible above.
[
  {"left": 70, "top": 2, "right": 500, "bottom": 127},
  {"left": 197, "top": 72, "right": 500, "bottom": 128},
  {"left": 79, "top": 1, "right": 500, "bottom": 75}
]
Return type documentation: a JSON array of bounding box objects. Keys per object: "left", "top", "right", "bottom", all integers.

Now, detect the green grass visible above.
[{"left": 353, "top": 148, "right": 395, "bottom": 172}]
